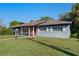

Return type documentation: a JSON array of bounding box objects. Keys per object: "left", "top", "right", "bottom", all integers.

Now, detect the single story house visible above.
[{"left": 11, "top": 20, "right": 72, "bottom": 38}]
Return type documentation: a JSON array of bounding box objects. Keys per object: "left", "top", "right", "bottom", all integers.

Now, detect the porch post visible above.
[
  {"left": 28, "top": 27, "right": 30, "bottom": 37},
  {"left": 32, "top": 26, "right": 35, "bottom": 37},
  {"left": 21, "top": 27, "right": 23, "bottom": 36},
  {"left": 14, "top": 28, "right": 16, "bottom": 35}
]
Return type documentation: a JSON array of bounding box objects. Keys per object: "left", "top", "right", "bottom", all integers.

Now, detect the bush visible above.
[
  {"left": 70, "top": 23, "right": 79, "bottom": 38},
  {"left": 2, "top": 29, "right": 14, "bottom": 35},
  {"left": 77, "top": 31, "right": 79, "bottom": 38},
  {"left": 71, "top": 33, "right": 77, "bottom": 38},
  {"left": 0, "top": 26, "right": 14, "bottom": 35}
]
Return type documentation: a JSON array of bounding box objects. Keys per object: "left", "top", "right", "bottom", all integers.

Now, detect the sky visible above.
[{"left": 0, "top": 3, "right": 73, "bottom": 27}]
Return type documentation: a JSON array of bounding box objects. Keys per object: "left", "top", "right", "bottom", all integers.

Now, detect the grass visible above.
[
  {"left": 33, "top": 37, "right": 79, "bottom": 55},
  {"left": 0, "top": 35, "right": 79, "bottom": 56},
  {"left": 0, "top": 35, "right": 15, "bottom": 39}
]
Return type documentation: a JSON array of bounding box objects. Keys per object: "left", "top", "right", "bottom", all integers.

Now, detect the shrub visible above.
[
  {"left": 0, "top": 26, "right": 14, "bottom": 35},
  {"left": 77, "top": 31, "right": 79, "bottom": 38}
]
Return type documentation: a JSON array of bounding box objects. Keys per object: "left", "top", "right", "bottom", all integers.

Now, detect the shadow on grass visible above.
[{"left": 27, "top": 38, "right": 77, "bottom": 56}]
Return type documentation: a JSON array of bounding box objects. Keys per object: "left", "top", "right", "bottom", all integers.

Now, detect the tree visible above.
[
  {"left": 59, "top": 12, "right": 74, "bottom": 21},
  {"left": 32, "top": 16, "right": 53, "bottom": 22},
  {"left": 0, "top": 19, "right": 3, "bottom": 26},
  {"left": 72, "top": 4, "right": 79, "bottom": 37},
  {"left": 71, "top": 4, "right": 79, "bottom": 24},
  {"left": 72, "top": 4, "right": 79, "bottom": 13},
  {"left": 0, "top": 19, "right": 14, "bottom": 35},
  {"left": 60, "top": 4, "right": 79, "bottom": 23},
  {"left": 2, "top": 28, "right": 13, "bottom": 35},
  {"left": 59, "top": 3, "right": 79, "bottom": 37},
  {"left": 0, "top": 19, "right": 3, "bottom": 35},
  {"left": 0, "top": 25, "right": 3, "bottom": 35},
  {"left": 40, "top": 16, "right": 53, "bottom": 21},
  {"left": 9, "top": 21, "right": 24, "bottom": 27},
  {"left": 30, "top": 20, "right": 35, "bottom": 22},
  {"left": 0, "top": 26, "right": 13, "bottom": 35}
]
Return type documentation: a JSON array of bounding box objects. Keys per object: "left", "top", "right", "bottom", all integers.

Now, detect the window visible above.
[
  {"left": 52, "top": 26, "right": 62, "bottom": 31},
  {"left": 48, "top": 26, "right": 51, "bottom": 31},
  {"left": 53, "top": 26, "right": 57, "bottom": 31},
  {"left": 22, "top": 27, "right": 28, "bottom": 35},
  {"left": 39, "top": 26, "right": 46, "bottom": 32}
]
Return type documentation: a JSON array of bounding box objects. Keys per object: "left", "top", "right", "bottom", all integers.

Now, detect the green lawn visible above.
[
  {"left": 0, "top": 35, "right": 79, "bottom": 56},
  {"left": 33, "top": 37, "right": 79, "bottom": 55}
]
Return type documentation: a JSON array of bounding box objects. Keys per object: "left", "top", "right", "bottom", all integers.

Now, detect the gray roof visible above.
[{"left": 11, "top": 20, "right": 72, "bottom": 28}]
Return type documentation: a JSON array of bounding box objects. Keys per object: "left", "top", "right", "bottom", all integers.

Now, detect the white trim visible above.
[
  {"left": 28, "top": 27, "right": 30, "bottom": 37},
  {"left": 20, "top": 27, "right": 23, "bottom": 36},
  {"left": 37, "top": 27, "right": 40, "bottom": 32},
  {"left": 32, "top": 26, "right": 35, "bottom": 36},
  {"left": 46, "top": 27, "right": 49, "bottom": 32},
  {"left": 15, "top": 28, "right": 18, "bottom": 35}
]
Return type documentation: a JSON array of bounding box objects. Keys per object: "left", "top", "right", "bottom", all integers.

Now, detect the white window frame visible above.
[
  {"left": 51, "top": 25, "right": 63, "bottom": 32},
  {"left": 38, "top": 26, "right": 47, "bottom": 32}
]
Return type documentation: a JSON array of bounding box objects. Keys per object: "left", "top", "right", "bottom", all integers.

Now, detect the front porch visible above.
[{"left": 14, "top": 26, "right": 37, "bottom": 37}]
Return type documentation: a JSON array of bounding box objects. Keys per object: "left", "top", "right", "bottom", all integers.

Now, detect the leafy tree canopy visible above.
[
  {"left": 40, "top": 16, "right": 53, "bottom": 21},
  {"left": 30, "top": 16, "right": 54, "bottom": 22},
  {"left": 59, "top": 3, "right": 79, "bottom": 22},
  {"left": 9, "top": 20, "right": 24, "bottom": 27},
  {"left": 59, "top": 3, "right": 79, "bottom": 37},
  {"left": 0, "top": 19, "right": 3, "bottom": 26}
]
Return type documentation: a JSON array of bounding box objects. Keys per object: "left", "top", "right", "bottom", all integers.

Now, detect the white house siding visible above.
[{"left": 37, "top": 25, "right": 71, "bottom": 38}]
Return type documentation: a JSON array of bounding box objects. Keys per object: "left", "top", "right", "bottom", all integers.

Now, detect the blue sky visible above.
[{"left": 0, "top": 3, "right": 73, "bottom": 26}]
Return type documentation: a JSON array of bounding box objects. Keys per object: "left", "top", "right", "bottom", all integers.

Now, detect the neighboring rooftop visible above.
[{"left": 11, "top": 20, "right": 72, "bottom": 28}]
